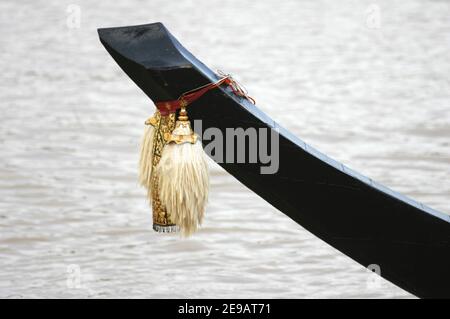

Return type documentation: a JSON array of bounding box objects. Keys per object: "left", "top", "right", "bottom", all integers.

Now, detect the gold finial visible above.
[
  {"left": 178, "top": 106, "right": 189, "bottom": 121},
  {"left": 164, "top": 106, "right": 197, "bottom": 144}
]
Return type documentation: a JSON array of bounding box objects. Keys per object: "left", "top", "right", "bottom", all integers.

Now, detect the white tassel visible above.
[
  {"left": 156, "top": 107, "right": 209, "bottom": 236},
  {"left": 138, "top": 123, "right": 155, "bottom": 189}
]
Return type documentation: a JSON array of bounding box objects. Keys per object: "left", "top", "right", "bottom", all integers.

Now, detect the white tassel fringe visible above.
[
  {"left": 138, "top": 124, "right": 154, "bottom": 189},
  {"left": 156, "top": 140, "right": 209, "bottom": 236}
]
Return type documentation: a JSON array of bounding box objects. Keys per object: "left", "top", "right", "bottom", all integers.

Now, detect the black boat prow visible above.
[{"left": 98, "top": 23, "right": 450, "bottom": 298}]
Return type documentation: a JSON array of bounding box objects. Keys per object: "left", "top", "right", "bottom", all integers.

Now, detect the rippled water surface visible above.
[{"left": 0, "top": 0, "right": 449, "bottom": 298}]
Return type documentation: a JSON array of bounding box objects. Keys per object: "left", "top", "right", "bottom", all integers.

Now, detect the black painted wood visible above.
[{"left": 98, "top": 22, "right": 450, "bottom": 298}]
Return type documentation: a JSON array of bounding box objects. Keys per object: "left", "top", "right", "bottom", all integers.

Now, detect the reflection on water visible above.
[{"left": 0, "top": 0, "right": 449, "bottom": 298}]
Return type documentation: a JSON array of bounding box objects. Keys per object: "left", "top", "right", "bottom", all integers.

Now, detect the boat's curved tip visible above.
[
  {"left": 97, "top": 22, "right": 210, "bottom": 102},
  {"left": 98, "top": 22, "right": 192, "bottom": 71}
]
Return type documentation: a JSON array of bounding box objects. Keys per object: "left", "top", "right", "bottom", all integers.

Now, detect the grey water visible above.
[{"left": 0, "top": 0, "right": 449, "bottom": 298}]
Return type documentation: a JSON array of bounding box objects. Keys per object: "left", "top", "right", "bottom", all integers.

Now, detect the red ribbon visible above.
[{"left": 155, "top": 76, "right": 254, "bottom": 115}]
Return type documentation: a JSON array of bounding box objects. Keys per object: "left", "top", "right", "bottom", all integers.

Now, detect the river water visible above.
[{"left": 0, "top": 0, "right": 449, "bottom": 298}]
